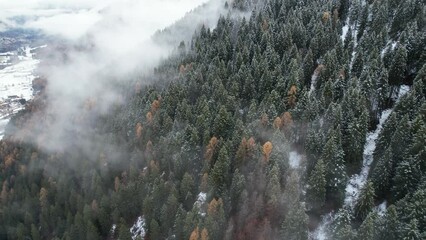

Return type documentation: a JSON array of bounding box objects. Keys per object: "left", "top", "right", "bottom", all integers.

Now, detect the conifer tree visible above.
[
  {"left": 306, "top": 159, "right": 326, "bottom": 210},
  {"left": 355, "top": 181, "right": 376, "bottom": 221}
]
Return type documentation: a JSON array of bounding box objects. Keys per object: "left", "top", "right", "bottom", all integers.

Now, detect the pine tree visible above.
[
  {"left": 355, "top": 181, "right": 375, "bottom": 221},
  {"left": 210, "top": 145, "right": 231, "bottom": 198},
  {"left": 265, "top": 163, "right": 281, "bottom": 208},
  {"left": 391, "top": 158, "right": 421, "bottom": 202},
  {"left": 280, "top": 202, "right": 308, "bottom": 240},
  {"left": 230, "top": 169, "right": 245, "bottom": 211},
  {"left": 357, "top": 212, "right": 378, "bottom": 240},
  {"left": 380, "top": 205, "right": 400, "bottom": 240},
  {"left": 206, "top": 198, "right": 226, "bottom": 240},
  {"left": 306, "top": 159, "right": 326, "bottom": 210},
  {"left": 331, "top": 209, "right": 354, "bottom": 240},
  {"left": 401, "top": 219, "right": 421, "bottom": 240},
  {"left": 320, "top": 129, "right": 347, "bottom": 205},
  {"left": 388, "top": 44, "right": 408, "bottom": 94},
  {"left": 370, "top": 147, "right": 393, "bottom": 199},
  {"left": 118, "top": 221, "right": 132, "bottom": 240}
]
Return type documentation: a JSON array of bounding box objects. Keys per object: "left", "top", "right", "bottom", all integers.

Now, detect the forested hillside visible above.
[{"left": 0, "top": 0, "right": 425, "bottom": 239}]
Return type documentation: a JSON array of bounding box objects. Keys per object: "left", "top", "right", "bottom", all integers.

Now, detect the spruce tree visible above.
[
  {"left": 306, "top": 159, "right": 326, "bottom": 210},
  {"left": 355, "top": 181, "right": 376, "bottom": 221}
]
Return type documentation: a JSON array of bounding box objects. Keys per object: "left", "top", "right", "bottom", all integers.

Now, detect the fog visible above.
[{"left": 2, "top": 0, "right": 228, "bottom": 152}]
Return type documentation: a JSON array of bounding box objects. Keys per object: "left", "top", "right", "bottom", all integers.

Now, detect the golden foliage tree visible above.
[
  {"left": 236, "top": 137, "right": 257, "bottom": 167},
  {"left": 114, "top": 177, "right": 120, "bottom": 192},
  {"left": 151, "top": 99, "right": 160, "bottom": 114},
  {"left": 135, "top": 122, "right": 143, "bottom": 139},
  {"left": 322, "top": 11, "right": 331, "bottom": 23},
  {"left": 4, "top": 154, "right": 14, "bottom": 169},
  {"left": 287, "top": 85, "right": 297, "bottom": 109},
  {"left": 189, "top": 227, "right": 199, "bottom": 240},
  {"left": 273, "top": 117, "right": 282, "bottom": 129},
  {"left": 207, "top": 198, "right": 224, "bottom": 216},
  {"left": 262, "top": 141, "right": 273, "bottom": 162},
  {"left": 146, "top": 111, "right": 153, "bottom": 124},
  {"left": 39, "top": 187, "right": 48, "bottom": 209},
  {"left": 0, "top": 181, "right": 8, "bottom": 203},
  {"left": 281, "top": 112, "right": 293, "bottom": 128},
  {"left": 201, "top": 228, "right": 209, "bottom": 240},
  {"left": 204, "top": 136, "right": 218, "bottom": 163}
]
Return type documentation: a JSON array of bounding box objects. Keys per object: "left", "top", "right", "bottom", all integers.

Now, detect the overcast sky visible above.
[
  {"left": 3, "top": 0, "right": 227, "bottom": 152},
  {"left": 0, "top": 0, "right": 210, "bottom": 40}
]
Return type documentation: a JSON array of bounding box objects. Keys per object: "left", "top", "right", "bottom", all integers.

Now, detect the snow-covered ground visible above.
[
  {"left": 310, "top": 213, "right": 334, "bottom": 240},
  {"left": 289, "top": 151, "right": 302, "bottom": 169},
  {"left": 309, "top": 73, "right": 318, "bottom": 95},
  {"left": 130, "top": 216, "right": 146, "bottom": 240},
  {"left": 395, "top": 85, "right": 410, "bottom": 103},
  {"left": 0, "top": 46, "right": 40, "bottom": 139},
  {"left": 375, "top": 201, "right": 387, "bottom": 217},
  {"left": 194, "top": 192, "right": 207, "bottom": 217},
  {"left": 311, "top": 85, "right": 411, "bottom": 240},
  {"left": 344, "top": 108, "right": 392, "bottom": 209}
]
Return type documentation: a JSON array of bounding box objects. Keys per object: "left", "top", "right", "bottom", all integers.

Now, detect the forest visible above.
[{"left": 0, "top": 0, "right": 425, "bottom": 239}]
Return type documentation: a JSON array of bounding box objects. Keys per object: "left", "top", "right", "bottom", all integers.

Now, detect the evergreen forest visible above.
[{"left": 0, "top": 0, "right": 425, "bottom": 239}]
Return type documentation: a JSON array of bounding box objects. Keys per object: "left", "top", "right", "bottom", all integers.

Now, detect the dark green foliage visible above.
[
  {"left": 306, "top": 159, "right": 326, "bottom": 211},
  {"left": 354, "top": 181, "right": 375, "bottom": 221},
  {"left": 0, "top": 0, "right": 425, "bottom": 239},
  {"left": 280, "top": 203, "right": 308, "bottom": 240}
]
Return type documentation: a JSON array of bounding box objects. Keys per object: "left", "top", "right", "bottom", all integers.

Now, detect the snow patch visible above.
[
  {"left": 309, "top": 73, "right": 318, "bottom": 95},
  {"left": 111, "top": 224, "right": 117, "bottom": 234},
  {"left": 341, "top": 24, "right": 349, "bottom": 42},
  {"left": 194, "top": 192, "right": 207, "bottom": 217},
  {"left": 344, "top": 109, "right": 392, "bottom": 208},
  {"left": 397, "top": 85, "right": 410, "bottom": 102},
  {"left": 130, "top": 216, "right": 146, "bottom": 240},
  {"left": 375, "top": 201, "right": 387, "bottom": 217},
  {"left": 0, "top": 46, "right": 41, "bottom": 139},
  {"left": 310, "top": 213, "right": 334, "bottom": 240},
  {"left": 289, "top": 151, "right": 302, "bottom": 169}
]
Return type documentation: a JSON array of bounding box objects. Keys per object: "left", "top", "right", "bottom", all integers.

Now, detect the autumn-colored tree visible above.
[
  {"left": 151, "top": 99, "right": 160, "bottom": 114},
  {"left": 263, "top": 141, "right": 273, "bottom": 163},
  {"left": 149, "top": 160, "right": 160, "bottom": 176},
  {"left": 4, "top": 154, "right": 14, "bottom": 169},
  {"left": 146, "top": 140, "right": 153, "bottom": 153},
  {"left": 0, "top": 181, "right": 8, "bottom": 203},
  {"left": 206, "top": 198, "right": 225, "bottom": 240},
  {"left": 287, "top": 85, "right": 297, "bottom": 109},
  {"left": 273, "top": 117, "right": 282, "bottom": 129},
  {"left": 180, "top": 64, "right": 186, "bottom": 74},
  {"left": 146, "top": 111, "right": 153, "bottom": 124},
  {"left": 204, "top": 136, "right": 218, "bottom": 164},
  {"left": 281, "top": 112, "right": 294, "bottom": 137},
  {"left": 39, "top": 187, "right": 48, "bottom": 209},
  {"left": 207, "top": 198, "right": 224, "bottom": 216},
  {"left": 322, "top": 11, "right": 331, "bottom": 23},
  {"left": 114, "top": 176, "right": 120, "bottom": 192},
  {"left": 135, "top": 122, "right": 143, "bottom": 139},
  {"left": 248, "top": 137, "right": 256, "bottom": 149},
  {"left": 201, "top": 228, "right": 209, "bottom": 240},
  {"left": 189, "top": 226, "right": 199, "bottom": 240}
]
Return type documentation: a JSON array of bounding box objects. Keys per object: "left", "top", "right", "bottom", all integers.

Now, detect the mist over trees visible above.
[{"left": 0, "top": 0, "right": 425, "bottom": 239}]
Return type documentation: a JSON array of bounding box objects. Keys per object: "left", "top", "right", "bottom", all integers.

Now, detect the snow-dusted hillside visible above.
[{"left": 0, "top": 46, "right": 42, "bottom": 138}]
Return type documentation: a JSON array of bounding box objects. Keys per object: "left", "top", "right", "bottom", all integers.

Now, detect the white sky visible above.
[{"left": 0, "top": 0, "right": 210, "bottom": 40}]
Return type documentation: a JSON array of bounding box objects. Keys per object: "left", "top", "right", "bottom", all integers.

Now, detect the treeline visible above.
[{"left": 0, "top": 0, "right": 425, "bottom": 239}]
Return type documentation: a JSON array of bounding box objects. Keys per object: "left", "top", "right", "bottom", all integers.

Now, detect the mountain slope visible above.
[{"left": 0, "top": 0, "right": 425, "bottom": 239}]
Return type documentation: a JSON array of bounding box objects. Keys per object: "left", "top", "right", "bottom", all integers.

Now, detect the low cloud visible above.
[{"left": 6, "top": 0, "right": 227, "bottom": 153}]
